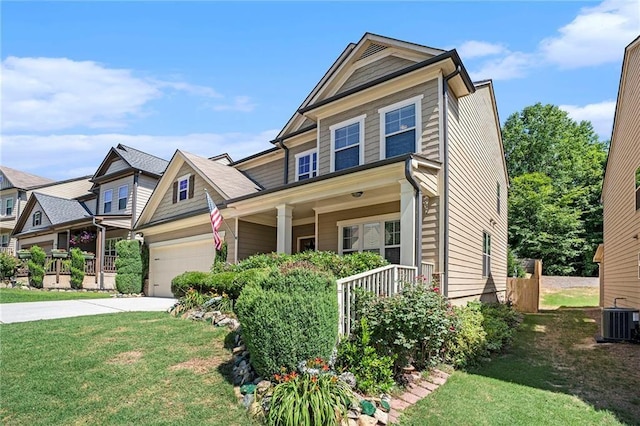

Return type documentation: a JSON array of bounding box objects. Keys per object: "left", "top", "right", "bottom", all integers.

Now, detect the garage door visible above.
[{"left": 149, "top": 237, "right": 216, "bottom": 298}]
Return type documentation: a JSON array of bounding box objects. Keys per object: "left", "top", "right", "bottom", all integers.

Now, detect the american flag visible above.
[{"left": 206, "top": 192, "right": 223, "bottom": 250}]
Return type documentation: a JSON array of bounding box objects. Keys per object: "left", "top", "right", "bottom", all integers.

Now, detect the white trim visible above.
[
  {"left": 117, "top": 184, "right": 128, "bottom": 211},
  {"left": 437, "top": 71, "right": 444, "bottom": 162},
  {"left": 148, "top": 233, "right": 213, "bottom": 248},
  {"left": 176, "top": 173, "right": 190, "bottom": 202},
  {"left": 336, "top": 212, "right": 400, "bottom": 228},
  {"left": 378, "top": 95, "right": 423, "bottom": 160},
  {"left": 297, "top": 235, "right": 315, "bottom": 252},
  {"left": 102, "top": 189, "right": 113, "bottom": 214},
  {"left": 316, "top": 119, "right": 321, "bottom": 177},
  {"left": 337, "top": 213, "right": 402, "bottom": 261},
  {"left": 294, "top": 148, "right": 318, "bottom": 181},
  {"left": 329, "top": 114, "right": 366, "bottom": 173}
]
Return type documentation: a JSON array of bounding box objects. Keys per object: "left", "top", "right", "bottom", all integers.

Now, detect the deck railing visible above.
[
  {"left": 421, "top": 261, "right": 435, "bottom": 283},
  {"left": 104, "top": 255, "right": 117, "bottom": 273},
  {"left": 0, "top": 247, "right": 14, "bottom": 256},
  {"left": 336, "top": 264, "right": 418, "bottom": 336}
]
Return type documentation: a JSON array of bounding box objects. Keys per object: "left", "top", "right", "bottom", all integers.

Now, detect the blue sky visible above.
[{"left": 1, "top": 1, "right": 638, "bottom": 180}]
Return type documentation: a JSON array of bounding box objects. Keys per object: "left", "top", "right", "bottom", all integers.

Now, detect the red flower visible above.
[
  {"left": 433, "top": 287, "right": 440, "bottom": 293},
  {"left": 322, "top": 364, "right": 330, "bottom": 371}
]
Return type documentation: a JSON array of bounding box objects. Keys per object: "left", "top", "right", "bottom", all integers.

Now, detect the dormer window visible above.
[
  {"left": 295, "top": 149, "right": 317, "bottom": 181},
  {"left": 5, "top": 198, "right": 13, "bottom": 216},
  {"left": 118, "top": 185, "right": 128, "bottom": 210},
  {"left": 330, "top": 115, "right": 365, "bottom": 172},
  {"left": 103, "top": 189, "right": 113, "bottom": 213},
  {"left": 379, "top": 95, "right": 422, "bottom": 159},
  {"left": 32, "top": 211, "right": 42, "bottom": 227},
  {"left": 173, "top": 174, "right": 194, "bottom": 203}
]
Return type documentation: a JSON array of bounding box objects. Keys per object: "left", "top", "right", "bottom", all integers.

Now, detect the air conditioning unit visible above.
[{"left": 602, "top": 308, "right": 640, "bottom": 341}]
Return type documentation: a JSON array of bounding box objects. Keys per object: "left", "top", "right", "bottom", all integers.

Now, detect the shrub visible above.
[
  {"left": 266, "top": 366, "right": 354, "bottom": 426},
  {"left": 354, "top": 282, "right": 455, "bottom": 373},
  {"left": 236, "top": 268, "right": 338, "bottom": 377},
  {"left": 69, "top": 248, "right": 85, "bottom": 289},
  {"left": 0, "top": 252, "right": 19, "bottom": 280},
  {"left": 480, "top": 303, "right": 521, "bottom": 352},
  {"left": 27, "top": 246, "right": 46, "bottom": 288},
  {"left": 230, "top": 268, "right": 271, "bottom": 300},
  {"left": 336, "top": 318, "right": 395, "bottom": 395},
  {"left": 208, "top": 271, "right": 237, "bottom": 297},
  {"left": 339, "top": 251, "right": 389, "bottom": 278},
  {"left": 115, "top": 240, "right": 142, "bottom": 294},
  {"left": 212, "top": 242, "right": 228, "bottom": 273},
  {"left": 507, "top": 248, "right": 526, "bottom": 278},
  {"left": 171, "top": 271, "right": 212, "bottom": 297},
  {"left": 233, "top": 252, "right": 291, "bottom": 272},
  {"left": 447, "top": 302, "right": 487, "bottom": 368}
]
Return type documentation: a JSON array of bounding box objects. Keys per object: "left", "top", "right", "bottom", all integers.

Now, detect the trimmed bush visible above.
[
  {"left": 235, "top": 267, "right": 338, "bottom": 378},
  {"left": 27, "top": 246, "right": 46, "bottom": 288},
  {"left": 229, "top": 268, "right": 271, "bottom": 300},
  {"left": 115, "top": 240, "right": 142, "bottom": 294},
  {"left": 69, "top": 248, "right": 85, "bottom": 289},
  {"left": 171, "top": 271, "right": 211, "bottom": 297},
  {"left": 448, "top": 302, "right": 487, "bottom": 368},
  {"left": 0, "top": 252, "right": 19, "bottom": 280},
  {"left": 481, "top": 302, "right": 521, "bottom": 351},
  {"left": 232, "top": 252, "right": 292, "bottom": 271}
]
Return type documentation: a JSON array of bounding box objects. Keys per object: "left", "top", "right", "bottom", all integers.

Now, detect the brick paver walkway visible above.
[{"left": 388, "top": 369, "right": 450, "bottom": 424}]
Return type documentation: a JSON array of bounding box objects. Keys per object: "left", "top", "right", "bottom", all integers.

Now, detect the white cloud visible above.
[
  {"left": 559, "top": 100, "right": 616, "bottom": 138},
  {"left": 540, "top": 0, "right": 639, "bottom": 68},
  {"left": 469, "top": 52, "right": 536, "bottom": 81},
  {"left": 457, "top": 40, "right": 507, "bottom": 59},
  {"left": 0, "top": 130, "right": 279, "bottom": 180},
  {"left": 0, "top": 57, "right": 254, "bottom": 132},
  {"left": 211, "top": 96, "right": 257, "bottom": 112}
]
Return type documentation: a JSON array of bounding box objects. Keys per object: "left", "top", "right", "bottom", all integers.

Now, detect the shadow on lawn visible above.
[{"left": 468, "top": 308, "right": 640, "bottom": 425}]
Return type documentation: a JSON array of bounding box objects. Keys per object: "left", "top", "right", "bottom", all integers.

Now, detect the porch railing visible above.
[
  {"left": 421, "top": 262, "right": 435, "bottom": 283},
  {"left": 336, "top": 264, "right": 418, "bottom": 336},
  {"left": 104, "top": 255, "right": 117, "bottom": 273},
  {"left": 0, "top": 247, "right": 14, "bottom": 256}
]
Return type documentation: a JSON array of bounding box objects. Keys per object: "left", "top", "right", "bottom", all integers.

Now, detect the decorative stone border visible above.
[{"left": 388, "top": 369, "right": 451, "bottom": 424}]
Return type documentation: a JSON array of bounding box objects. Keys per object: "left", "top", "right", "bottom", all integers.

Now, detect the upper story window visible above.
[
  {"left": 635, "top": 166, "right": 640, "bottom": 211},
  {"left": 482, "top": 231, "right": 491, "bottom": 278},
  {"left": 5, "top": 198, "right": 13, "bottom": 216},
  {"left": 32, "top": 211, "right": 42, "bottom": 227},
  {"left": 118, "top": 185, "right": 128, "bottom": 210},
  {"left": 1, "top": 234, "right": 9, "bottom": 247},
  {"left": 173, "top": 174, "right": 194, "bottom": 203},
  {"left": 330, "top": 115, "right": 366, "bottom": 172},
  {"left": 338, "top": 214, "right": 401, "bottom": 264},
  {"left": 295, "top": 149, "right": 317, "bottom": 181},
  {"left": 379, "top": 95, "right": 423, "bottom": 159},
  {"left": 103, "top": 189, "right": 113, "bottom": 213}
]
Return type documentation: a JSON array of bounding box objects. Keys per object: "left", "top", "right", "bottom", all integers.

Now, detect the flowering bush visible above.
[{"left": 69, "top": 231, "right": 96, "bottom": 246}]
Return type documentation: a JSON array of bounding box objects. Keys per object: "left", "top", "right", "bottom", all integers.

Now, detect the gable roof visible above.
[
  {"left": 92, "top": 144, "right": 169, "bottom": 182},
  {"left": 0, "top": 166, "right": 54, "bottom": 190},
  {"left": 13, "top": 192, "right": 92, "bottom": 236}
]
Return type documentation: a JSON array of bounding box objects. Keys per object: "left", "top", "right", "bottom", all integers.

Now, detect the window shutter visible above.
[
  {"left": 172, "top": 181, "right": 178, "bottom": 204},
  {"left": 188, "top": 175, "right": 195, "bottom": 199}
]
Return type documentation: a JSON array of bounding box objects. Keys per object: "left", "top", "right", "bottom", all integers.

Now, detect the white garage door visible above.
[{"left": 149, "top": 236, "right": 216, "bottom": 298}]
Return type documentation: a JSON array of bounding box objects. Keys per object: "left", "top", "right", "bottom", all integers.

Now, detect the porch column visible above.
[
  {"left": 276, "top": 204, "right": 293, "bottom": 254},
  {"left": 400, "top": 181, "right": 416, "bottom": 266}
]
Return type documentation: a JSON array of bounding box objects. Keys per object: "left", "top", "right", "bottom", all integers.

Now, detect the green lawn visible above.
[
  {"left": 0, "top": 288, "right": 113, "bottom": 303},
  {"left": 399, "top": 308, "right": 639, "bottom": 425},
  {"left": 0, "top": 312, "right": 255, "bottom": 426},
  {"left": 540, "top": 287, "right": 599, "bottom": 309}
]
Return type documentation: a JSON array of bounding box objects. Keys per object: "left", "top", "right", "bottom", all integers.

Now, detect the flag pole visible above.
[{"left": 204, "top": 189, "right": 237, "bottom": 240}]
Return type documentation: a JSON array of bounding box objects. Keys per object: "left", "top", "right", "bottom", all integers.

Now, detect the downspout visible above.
[
  {"left": 442, "top": 66, "right": 461, "bottom": 297},
  {"left": 93, "top": 217, "right": 106, "bottom": 290},
  {"left": 130, "top": 171, "right": 139, "bottom": 238},
  {"left": 404, "top": 157, "right": 422, "bottom": 268}
]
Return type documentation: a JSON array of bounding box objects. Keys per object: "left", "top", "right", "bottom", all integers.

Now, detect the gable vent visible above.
[{"left": 359, "top": 43, "right": 388, "bottom": 60}]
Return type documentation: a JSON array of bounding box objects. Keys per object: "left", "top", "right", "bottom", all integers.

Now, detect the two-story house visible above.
[
  {"left": 599, "top": 35, "right": 640, "bottom": 310},
  {"left": 136, "top": 33, "right": 508, "bottom": 301},
  {"left": 0, "top": 166, "right": 94, "bottom": 255},
  {"left": 12, "top": 144, "right": 168, "bottom": 289}
]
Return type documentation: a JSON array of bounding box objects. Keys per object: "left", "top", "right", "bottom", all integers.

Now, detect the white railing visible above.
[
  {"left": 421, "top": 261, "right": 435, "bottom": 283},
  {"left": 337, "top": 264, "right": 418, "bottom": 336},
  {"left": 0, "top": 247, "right": 14, "bottom": 256}
]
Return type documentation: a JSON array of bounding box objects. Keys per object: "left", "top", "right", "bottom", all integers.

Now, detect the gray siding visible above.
[
  {"left": 318, "top": 80, "right": 440, "bottom": 175},
  {"left": 238, "top": 220, "right": 276, "bottom": 260},
  {"left": 317, "top": 202, "right": 399, "bottom": 252},
  {"left": 337, "top": 56, "right": 416, "bottom": 94},
  {"left": 149, "top": 163, "right": 225, "bottom": 224},
  {"left": 135, "top": 174, "right": 158, "bottom": 222},
  {"left": 446, "top": 86, "right": 508, "bottom": 301},
  {"left": 421, "top": 195, "right": 440, "bottom": 269},
  {"left": 288, "top": 140, "right": 318, "bottom": 183},
  {"left": 238, "top": 157, "right": 285, "bottom": 190},
  {"left": 602, "top": 41, "right": 640, "bottom": 309},
  {"left": 105, "top": 159, "right": 129, "bottom": 175},
  {"left": 0, "top": 172, "right": 11, "bottom": 190}
]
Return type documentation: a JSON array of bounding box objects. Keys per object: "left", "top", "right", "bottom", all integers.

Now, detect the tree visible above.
[{"left": 502, "top": 104, "right": 607, "bottom": 276}]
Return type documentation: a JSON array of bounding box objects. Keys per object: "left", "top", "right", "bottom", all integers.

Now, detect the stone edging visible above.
[{"left": 388, "top": 369, "right": 450, "bottom": 424}]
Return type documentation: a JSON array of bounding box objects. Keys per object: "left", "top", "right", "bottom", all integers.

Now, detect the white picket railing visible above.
[
  {"left": 336, "top": 264, "right": 418, "bottom": 336},
  {"left": 421, "top": 261, "right": 435, "bottom": 283}
]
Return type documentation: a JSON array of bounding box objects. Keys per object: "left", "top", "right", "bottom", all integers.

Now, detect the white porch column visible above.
[
  {"left": 400, "top": 181, "right": 416, "bottom": 266},
  {"left": 276, "top": 204, "right": 293, "bottom": 254}
]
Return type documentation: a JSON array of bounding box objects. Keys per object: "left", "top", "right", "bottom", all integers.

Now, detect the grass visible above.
[
  {"left": 399, "top": 308, "right": 640, "bottom": 425},
  {"left": 0, "top": 288, "right": 113, "bottom": 303},
  {"left": 540, "top": 287, "right": 599, "bottom": 309},
  {"left": 0, "top": 312, "right": 255, "bottom": 425}
]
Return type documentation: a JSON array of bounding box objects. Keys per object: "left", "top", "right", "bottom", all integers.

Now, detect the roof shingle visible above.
[
  {"left": 116, "top": 144, "right": 169, "bottom": 176},
  {"left": 33, "top": 192, "right": 92, "bottom": 226},
  {"left": 0, "top": 166, "right": 54, "bottom": 189}
]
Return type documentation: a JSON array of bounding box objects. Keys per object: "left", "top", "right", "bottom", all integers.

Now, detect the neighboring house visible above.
[
  {"left": 0, "top": 166, "right": 93, "bottom": 255},
  {"left": 600, "top": 35, "right": 640, "bottom": 310},
  {"left": 136, "top": 33, "right": 508, "bottom": 302},
  {"left": 12, "top": 144, "right": 168, "bottom": 289}
]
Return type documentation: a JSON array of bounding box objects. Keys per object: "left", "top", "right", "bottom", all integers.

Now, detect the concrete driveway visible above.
[{"left": 0, "top": 297, "right": 177, "bottom": 324}]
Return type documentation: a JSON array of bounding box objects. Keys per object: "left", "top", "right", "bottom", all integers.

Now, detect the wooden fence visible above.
[{"left": 506, "top": 259, "right": 542, "bottom": 313}]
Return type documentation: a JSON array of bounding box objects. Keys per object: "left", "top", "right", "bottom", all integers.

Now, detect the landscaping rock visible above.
[
  {"left": 339, "top": 371, "right": 357, "bottom": 388},
  {"left": 357, "top": 415, "right": 377, "bottom": 426},
  {"left": 256, "top": 380, "right": 271, "bottom": 394},
  {"left": 378, "top": 399, "right": 391, "bottom": 413},
  {"left": 233, "top": 345, "right": 246, "bottom": 354},
  {"left": 374, "top": 409, "right": 389, "bottom": 425},
  {"left": 240, "top": 384, "right": 256, "bottom": 395},
  {"left": 217, "top": 317, "right": 232, "bottom": 326},
  {"left": 242, "top": 393, "right": 254, "bottom": 409},
  {"left": 359, "top": 400, "right": 376, "bottom": 416}
]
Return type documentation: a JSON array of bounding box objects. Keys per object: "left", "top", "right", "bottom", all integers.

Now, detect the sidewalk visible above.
[{"left": 0, "top": 297, "right": 177, "bottom": 324}]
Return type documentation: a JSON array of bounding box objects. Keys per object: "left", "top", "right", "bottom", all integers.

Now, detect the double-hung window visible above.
[
  {"left": 295, "top": 149, "right": 317, "bottom": 181},
  {"left": 379, "top": 95, "right": 422, "bottom": 159},
  {"left": 178, "top": 176, "right": 189, "bottom": 201},
  {"left": 338, "top": 214, "right": 401, "bottom": 264},
  {"left": 105, "top": 237, "right": 122, "bottom": 256},
  {"left": 103, "top": 189, "right": 113, "bottom": 213},
  {"left": 118, "top": 185, "right": 128, "bottom": 211},
  {"left": 1, "top": 234, "right": 9, "bottom": 247},
  {"left": 32, "top": 211, "right": 42, "bottom": 227},
  {"left": 5, "top": 198, "right": 13, "bottom": 216},
  {"left": 330, "top": 115, "right": 365, "bottom": 172},
  {"left": 482, "top": 232, "right": 491, "bottom": 277}
]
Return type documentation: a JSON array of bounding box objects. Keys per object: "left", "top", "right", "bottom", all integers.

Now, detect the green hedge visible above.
[
  {"left": 115, "top": 240, "right": 142, "bottom": 294},
  {"left": 235, "top": 267, "right": 338, "bottom": 377},
  {"left": 28, "top": 246, "right": 46, "bottom": 288},
  {"left": 69, "top": 248, "right": 85, "bottom": 289}
]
